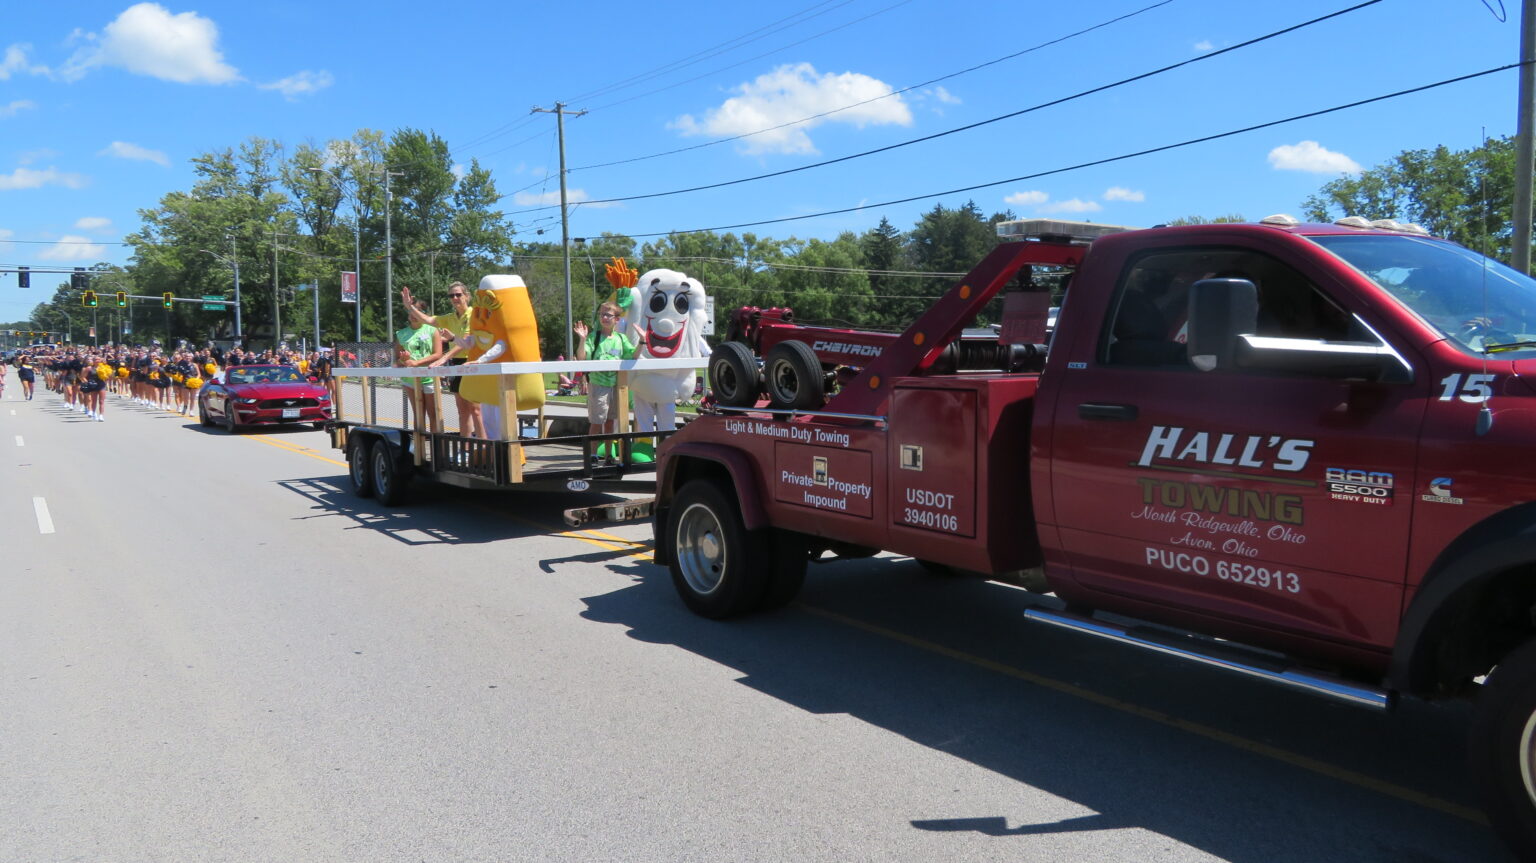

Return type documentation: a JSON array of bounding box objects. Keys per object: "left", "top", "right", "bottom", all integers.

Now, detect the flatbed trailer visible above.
[{"left": 329, "top": 357, "right": 704, "bottom": 505}]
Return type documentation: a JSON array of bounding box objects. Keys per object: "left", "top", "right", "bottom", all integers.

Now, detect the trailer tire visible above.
[
  {"left": 763, "top": 341, "right": 824, "bottom": 411},
  {"left": 347, "top": 436, "right": 375, "bottom": 498},
  {"left": 710, "top": 342, "right": 760, "bottom": 408},
  {"left": 371, "top": 439, "right": 409, "bottom": 507},
  {"left": 1472, "top": 637, "right": 1536, "bottom": 860},
  {"left": 669, "top": 479, "right": 776, "bottom": 618}
]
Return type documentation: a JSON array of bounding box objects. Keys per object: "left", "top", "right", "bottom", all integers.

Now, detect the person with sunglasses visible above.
[
  {"left": 403, "top": 283, "right": 482, "bottom": 439},
  {"left": 573, "top": 301, "right": 636, "bottom": 463}
]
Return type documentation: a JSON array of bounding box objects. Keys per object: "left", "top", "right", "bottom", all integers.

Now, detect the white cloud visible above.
[
  {"left": 62, "top": 3, "right": 240, "bottom": 84},
  {"left": 672, "top": 62, "right": 911, "bottom": 156},
  {"left": 98, "top": 141, "right": 170, "bottom": 167},
  {"left": 1039, "top": 198, "right": 1102, "bottom": 215},
  {"left": 930, "top": 86, "right": 960, "bottom": 105},
  {"left": 0, "top": 228, "right": 14, "bottom": 241},
  {"left": 37, "top": 235, "right": 107, "bottom": 262},
  {"left": 75, "top": 216, "right": 112, "bottom": 232},
  {"left": 450, "top": 163, "right": 467, "bottom": 180},
  {"left": 1268, "top": 140, "right": 1360, "bottom": 174},
  {"left": 259, "top": 69, "right": 333, "bottom": 101},
  {"left": 1005, "top": 190, "right": 1049, "bottom": 206},
  {"left": 0, "top": 100, "right": 36, "bottom": 119},
  {"left": 0, "top": 167, "right": 88, "bottom": 191},
  {"left": 512, "top": 188, "right": 618, "bottom": 209},
  {"left": 1103, "top": 187, "right": 1145, "bottom": 202},
  {"left": 0, "top": 44, "right": 51, "bottom": 80},
  {"left": 18, "top": 149, "right": 58, "bottom": 166},
  {"left": 1194, "top": 40, "right": 1215, "bottom": 52}
]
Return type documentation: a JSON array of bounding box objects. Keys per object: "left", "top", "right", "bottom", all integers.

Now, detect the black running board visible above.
[{"left": 1023, "top": 606, "right": 1392, "bottom": 710}]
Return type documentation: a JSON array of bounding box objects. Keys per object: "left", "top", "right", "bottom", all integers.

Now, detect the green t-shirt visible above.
[
  {"left": 396, "top": 323, "right": 439, "bottom": 388},
  {"left": 586, "top": 329, "right": 636, "bottom": 387}
]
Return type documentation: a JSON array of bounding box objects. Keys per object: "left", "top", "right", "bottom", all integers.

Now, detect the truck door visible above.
[{"left": 1048, "top": 243, "right": 1428, "bottom": 650}]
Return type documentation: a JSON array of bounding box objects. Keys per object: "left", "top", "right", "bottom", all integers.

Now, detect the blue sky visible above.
[{"left": 0, "top": 0, "right": 1522, "bottom": 324}]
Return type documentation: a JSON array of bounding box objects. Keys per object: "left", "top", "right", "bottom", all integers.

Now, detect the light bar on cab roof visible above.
[{"left": 995, "top": 218, "right": 1137, "bottom": 244}]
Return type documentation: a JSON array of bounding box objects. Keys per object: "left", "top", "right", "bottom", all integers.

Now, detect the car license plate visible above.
[{"left": 282, "top": 408, "right": 300, "bottom": 419}]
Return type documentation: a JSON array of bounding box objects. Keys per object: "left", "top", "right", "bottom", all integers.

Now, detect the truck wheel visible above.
[
  {"left": 371, "top": 440, "right": 409, "bottom": 507},
  {"left": 1472, "top": 637, "right": 1536, "bottom": 860},
  {"left": 669, "top": 479, "right": 776, "bottom": 618},
  {"left": 709, "top": 342, "right": 760, "bottom": 407},
  {"left": 347, "top": 437, "right": 375, "bottom": 498},
  {"left": 763, "top": 341, "right": 824, "bottom": 411}
]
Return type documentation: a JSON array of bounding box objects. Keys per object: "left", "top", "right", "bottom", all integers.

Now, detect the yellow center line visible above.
[
  {"left": 243, "top": 433, "right": 349, "bottom": 466},
  {"left": 796, "top": 603, "right": 1487, "bottom": 826}
]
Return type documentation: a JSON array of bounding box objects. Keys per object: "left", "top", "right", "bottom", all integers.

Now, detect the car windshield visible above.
[
  {"left": 1309, "top": 233, "right": 1536, "bottom": 355},
  {"left": 228, "top": 366, "right": 303, "bottom": 385}
]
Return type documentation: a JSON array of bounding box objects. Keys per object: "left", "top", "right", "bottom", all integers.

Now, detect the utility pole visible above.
[
  {"left": 272, "top": 228, "right": 281, "bottom": 348},
  {"left": 229, "top": 233, "right": 243, "bottom": 343},
  {"left": 533, "top": 101, "right": 587, "bottom": 358},
  {"left": 1514, "top": 0, "right": 1536, "bottom": 273},
  {"left": 384, "top": 169, "right": 404, "bottom": 341}
]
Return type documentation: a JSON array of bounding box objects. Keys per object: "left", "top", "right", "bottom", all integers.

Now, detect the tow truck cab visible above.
[{"left": 654, "top": 216, "right": 1536, "bottom": 855}]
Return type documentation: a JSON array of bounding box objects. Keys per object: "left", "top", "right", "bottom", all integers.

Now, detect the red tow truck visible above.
[{"left": 648, "top": 216, "right": 1536, "bottom": 857}]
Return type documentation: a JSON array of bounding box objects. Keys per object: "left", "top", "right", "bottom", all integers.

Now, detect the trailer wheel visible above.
[
  {"left": 347, "top": 436, "right": 375, "bottom": 498},
  {"left": 669, "top": 479, "right": 776, "bottom": 618},
  {"left": 710, "top": 342, "right": 760, "bottom": 408},
  {"left": 371, "top": 440, "right": 409, "bottom": 507},
  {"left": 1472, "top": 637, "right": 1536, "bottom": 860},
  {"left": 763, "top": 341, "right": 824, "bottom": 411}
]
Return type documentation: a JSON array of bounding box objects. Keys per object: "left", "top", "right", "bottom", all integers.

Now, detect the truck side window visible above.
[{"left": 1104, "top": 248, "right": 1359, "bottom": 368}]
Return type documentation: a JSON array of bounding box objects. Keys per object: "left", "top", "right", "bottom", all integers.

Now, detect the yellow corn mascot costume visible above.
[{"left": 461, "top": 274, "right": 544, "bottom": 441}]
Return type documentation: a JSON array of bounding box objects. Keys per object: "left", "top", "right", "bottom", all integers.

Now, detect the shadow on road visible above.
[{"left": 577, "top": 558, "right": 1506, "bottom": 863}]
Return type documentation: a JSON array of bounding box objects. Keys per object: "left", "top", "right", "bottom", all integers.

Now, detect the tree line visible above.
[{"left": 7, "top": 131, "right": 1525, "bottom": 358}]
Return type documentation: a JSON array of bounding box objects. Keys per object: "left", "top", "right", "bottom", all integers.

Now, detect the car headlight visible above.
[
  {"left": 317, "top": 393, "right": 330, "bottom": 402},
  {"left": 237, "top": 397, "right": 259, "bottom": 404}
]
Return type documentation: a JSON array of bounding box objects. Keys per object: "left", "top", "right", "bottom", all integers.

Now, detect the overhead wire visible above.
[
  {"left": 571, "top": 0, "right": 1175, "bottom": 173},
  {"left": 619, "top": 63, "right": 1518, "bottom": 239},
  {"left": 504, "top": 0, "right": 1384, "bottom": 213}
]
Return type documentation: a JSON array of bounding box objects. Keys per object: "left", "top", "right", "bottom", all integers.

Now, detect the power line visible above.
[
  {"left": 570, "top": 0, "right": 1175, "bottom": 173},
  {"left": 504, "top": 0, "right": 1384, "bottom": 212},
  {"left": 620, "top": 63, "right": 1518, "bottom": 239}
]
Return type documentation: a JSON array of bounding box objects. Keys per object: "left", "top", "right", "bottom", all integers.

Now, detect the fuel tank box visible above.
[{"left": 887, "top": 375, "right": 1042, "bottom": 574}]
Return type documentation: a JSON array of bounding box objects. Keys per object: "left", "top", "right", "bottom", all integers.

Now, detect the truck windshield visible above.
[{"left": 1309, "top": 233, "right": 1536, "bottom": 356}]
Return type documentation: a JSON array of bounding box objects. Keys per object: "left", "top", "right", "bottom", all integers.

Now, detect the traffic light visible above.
[
  {"left": 82, "top": 290, "right": 98, "bottom": 307},
  {"left": 17, "top": 266, "right": 28, "bottom": 288},
  {"left": 115, "top": 291, "right": 127, "bottom": 308},
  {"left": 162, "top": 292, "right": 174, "bottom": 309},
  {"left": 71, "top": 267, "right": 88, "bottom": 290}
]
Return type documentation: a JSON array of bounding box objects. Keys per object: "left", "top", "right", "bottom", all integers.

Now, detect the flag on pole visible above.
[{"left": 341, "top": 271, "right": 358, "bottom": 304}]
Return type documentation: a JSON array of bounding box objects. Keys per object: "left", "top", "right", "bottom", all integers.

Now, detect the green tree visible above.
[{"left": 1303, "top": 136, "right": 1515, "bottom": 260}]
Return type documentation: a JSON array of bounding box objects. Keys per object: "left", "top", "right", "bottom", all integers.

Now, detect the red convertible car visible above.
[{"left": 198, "top": 364, "right": 332, "bottom": 432}]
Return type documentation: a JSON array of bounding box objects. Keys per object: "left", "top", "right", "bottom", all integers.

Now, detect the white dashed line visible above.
[
  {"left": 33, "top": 497, "right": 54, "bottom": 534},
  {"left": 14, "top": 435, "right": 22, "bottom": 447}
]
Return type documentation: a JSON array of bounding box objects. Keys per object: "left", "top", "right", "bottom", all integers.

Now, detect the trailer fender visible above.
[
  {"left": 655, "top": 442, "right": 769, "bottom": 566},
  {"left": 1391, "top": 502, "right": 1536, "bottom": 697},
  {"left": 347, "top": 426, "right": 413, "bottom": 465}
]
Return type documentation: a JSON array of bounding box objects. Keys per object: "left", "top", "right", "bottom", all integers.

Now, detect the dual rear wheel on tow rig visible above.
[
  {"left": 707, "top": 341, "right": 826, "bottom": 411},
  {"left": 668, "top": 478, "right": 807, "bottom": 618}
]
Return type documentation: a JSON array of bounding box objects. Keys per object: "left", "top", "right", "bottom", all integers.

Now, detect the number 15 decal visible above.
[{"left": 1439, "top": 373, "right": 1496, "bottom": 403}]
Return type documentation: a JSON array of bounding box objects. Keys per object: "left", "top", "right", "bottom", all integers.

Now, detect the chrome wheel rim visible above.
[
  {"left": 1520, "top": 707, "right": 1536, "bottom": 811},
  {"left": 675, "top": 502, "right": 726, "bottom": 596}
]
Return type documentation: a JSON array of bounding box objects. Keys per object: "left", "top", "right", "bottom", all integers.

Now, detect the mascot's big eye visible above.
[
  {"left": 673, "top": 294, "right": 690, "bottom": 314},
  {"left": 649, "top": 292, "right": 667, "bottom": 313}
]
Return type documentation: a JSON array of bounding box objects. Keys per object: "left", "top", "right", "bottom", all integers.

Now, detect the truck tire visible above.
[
  {"left": 709, "top": 342, "right": 760, "bottom": 408},
  {"left": 763, "top": 341, "right": 824, "bottom": 411},
  {"left": 1472, "top": 638, "right": 1536, "bottom": 861},
  {"left": 347, "top": 436, "right": 374, "bottom": 498},
  {"left": 669, "top": 479, "right": 802, "bottom": 618},
  {"left": 371, "top": 439, "right": 409, "bottom": 507}
]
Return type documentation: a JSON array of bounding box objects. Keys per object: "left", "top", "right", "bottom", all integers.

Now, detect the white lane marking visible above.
[
  {"left": 14, "top": 435, "right": 22, "bottom": 447},
  {"left": 34, "top": 497, "right": 54, "bottom": 534}
]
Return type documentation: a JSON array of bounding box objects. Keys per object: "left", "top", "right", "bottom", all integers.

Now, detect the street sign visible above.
[{"left": 202, "top": 294, "right": 223, "bottom": 311}]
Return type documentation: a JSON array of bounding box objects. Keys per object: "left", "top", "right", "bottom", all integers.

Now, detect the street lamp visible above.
[
  {"left": 198, "top": 246, "right": 242, "bottom": 343},
  {"left": 308, "top": 167, "right": 364, "bottom": 344}
]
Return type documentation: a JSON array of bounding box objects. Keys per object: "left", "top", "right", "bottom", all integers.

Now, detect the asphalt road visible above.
[{"left": 0, "top": 386, "right": 1512, "bottom": 862}]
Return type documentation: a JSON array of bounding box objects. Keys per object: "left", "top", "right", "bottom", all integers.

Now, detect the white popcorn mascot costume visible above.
[{"left": 624, "top": 267, "right": 710, "bottom": 450}]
